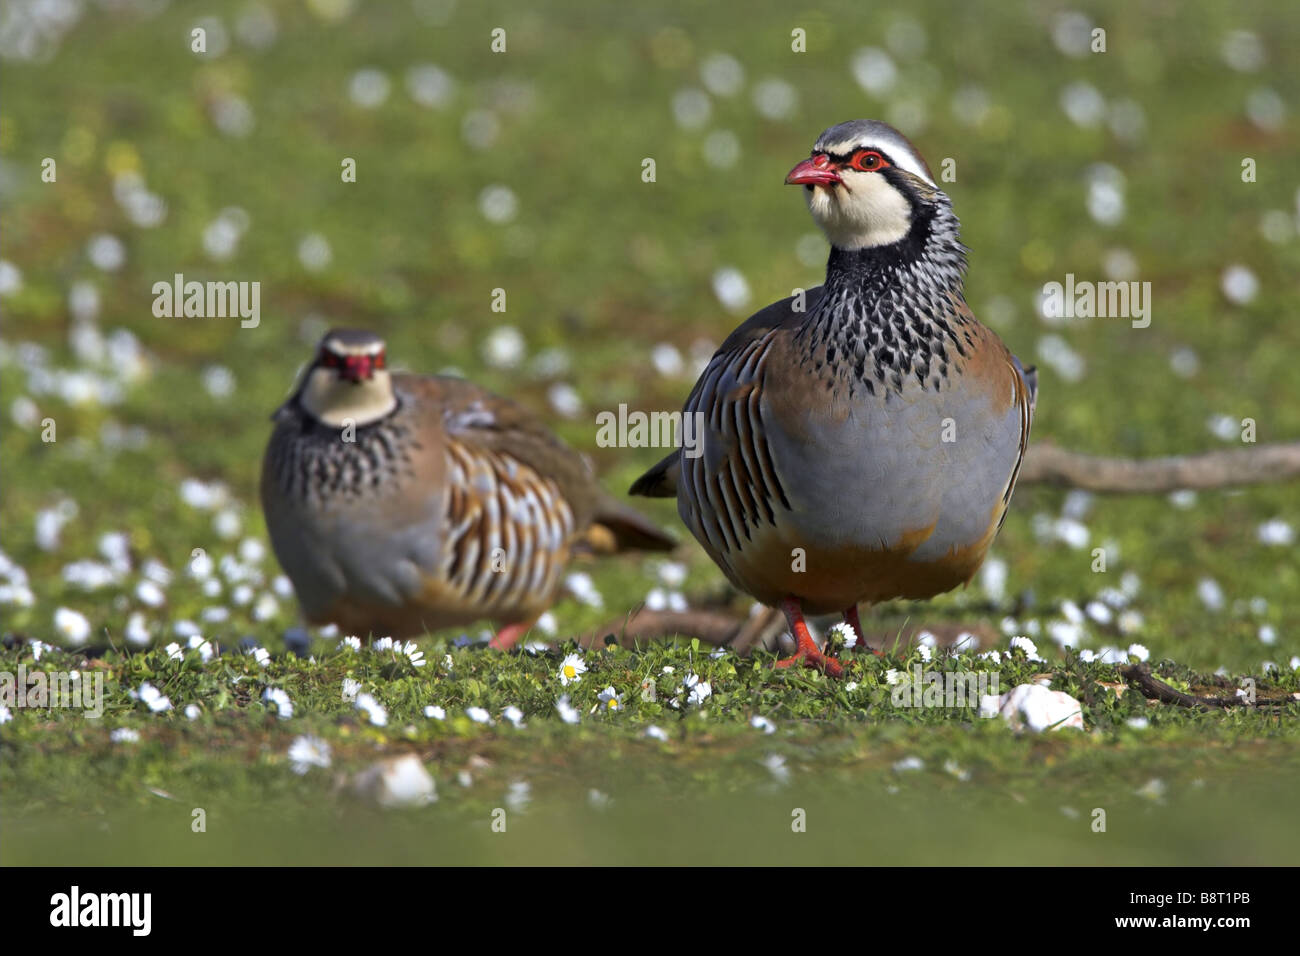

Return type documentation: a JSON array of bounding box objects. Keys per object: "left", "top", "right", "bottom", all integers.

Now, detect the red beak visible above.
[
  {"left": 785, "top": 155, "right": 841, "bottom": 187},
  {"left": 340, "top": 354, "right": 376, "bottom": 383}
]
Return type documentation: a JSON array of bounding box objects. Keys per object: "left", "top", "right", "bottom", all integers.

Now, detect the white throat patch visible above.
[
  {"left": 805, "top": 173, "right": 913, "bottom": 250},
  {"left": 299, "top": 367, "right": 397, "bottom": 428}
]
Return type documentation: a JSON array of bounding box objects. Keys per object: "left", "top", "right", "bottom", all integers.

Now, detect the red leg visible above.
[
  {"left": 774, "top": 597, "right": 843, "bottom": 678},
  {"left": 843, "top": 604, "right": 885, "bottom": 657},
  {"left": 488, "top": 621, "right": 531, "bottom": 651}
]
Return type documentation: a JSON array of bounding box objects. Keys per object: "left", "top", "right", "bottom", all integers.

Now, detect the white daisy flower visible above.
[
  {"left": 555, "top": 695, "right": 580, "bottom": 724},
  {"left": 288, "top": 735, "right": 332, "bottom": 775},
  {"left": 133, "top": 681, "right": 172, "bottom": 713},
  {"left": 565, "top": 571, "right": 603, "bottom": 608},
  {"left": 1009, "top": 635, "right": 1044, "bottom": 661},
  {"left": 503, "top": 705, "right": 525, "bottom": 727},
  {"left": 643, "top": 725, "right": 669, "bottom": 741},
  {"left": 424, "top": 705, "right": 446, "bottom": 720},
  {"left": 263, "top": 687, "right": 293, "bottom": 720},
  {"left": 829, "top": 621, "right": 857, "bottom": 649},
  {"left": 164, "top": 642, "right": 184, "bottom": 661},
  {"left": 401, "top": 640, "right": 426, "bottom": 667},
  {"left": 466, "top": 706, "right": 492, "bottom": 724},
  {"left": 251, "top": 647, "right": 271, "bottom": 667},
  {"left": 111, "top": 728, "right": 140, "bottom": 743},
  {"left": 885, "top": 668, "right": 905, "bottom": 686},
  {"left": 373, "top": 636, "right": 395, "bottom": 652},
  {"left": 184, "top": 704, "right": 200, "bottom": 720},
  {"left": 355, "top": 693, "right": 387, "bottom": 726},
  {"left": 125, "top": 613, "right": 151, "bottom": 646},
  {"left": 946, "top": 632, "right": 977, "bottom": 655},
  {"left": 750, "top": 715, "right": 776, "bottom": 734},
  {"left": 679, "top": 673, "right": 712, "bottom": 706},
  {"left": 134, "top": 580, "right": 165, "bottom": 607},
  {"left": 339, "top": 636, "right": 361, "bottom": 652},
  {"left": 597, "top": 686, "right": 623, "bottom": 711},
  {"left": 54, "top": 607, "right": 91, "bottom": 645},
  {"left": 341, "top": 678, "right": 360, "bottom": 702},
  {"left": 0, "top": 705, "right": 12, "bottom": 724},
  {"left": 558, "top": 652, "right": 587, "bottom": 686}
]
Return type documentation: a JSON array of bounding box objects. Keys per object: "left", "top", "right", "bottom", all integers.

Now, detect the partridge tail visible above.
[
  {"left": 627, "top": 450, "right": 680, "bottom": 499},
  {"left": 1013, "top": 357, "right": 1039, "bottom": 413}
]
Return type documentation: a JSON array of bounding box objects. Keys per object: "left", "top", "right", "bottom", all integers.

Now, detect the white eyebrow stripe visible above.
[
  {"left": 816, "top": 136, "right": 935, "bottom": 187},
  {"left": 325, "top": 339, "right": 386, "bottom": 356}
]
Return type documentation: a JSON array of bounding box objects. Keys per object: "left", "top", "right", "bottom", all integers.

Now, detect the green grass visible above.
[
  {"left": 4, "top": 636, "right": 1299, "bottom": 864},
  {"left": 2, "top": 0, "right": 1299, "bottom": 863}
]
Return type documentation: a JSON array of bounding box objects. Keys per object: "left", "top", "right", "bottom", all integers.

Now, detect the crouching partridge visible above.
[
  {"left": 262, "top": 329, "right": 674, "bottom": 648},
  {"left": 631, "top": 120, "right": 1037, "bottom": 677}
]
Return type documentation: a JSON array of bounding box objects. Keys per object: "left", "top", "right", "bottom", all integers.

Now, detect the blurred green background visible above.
[{"left": 2, "top": 0, "right": 1298, "bottom": 864}]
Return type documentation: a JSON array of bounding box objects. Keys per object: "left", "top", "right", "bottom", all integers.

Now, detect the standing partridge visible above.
[
  {"left": 262, "top": 329, "right": 674, "bottom": 648},
  {"left": 631, "top": 120, "right": 1037, "bottom": 677}
]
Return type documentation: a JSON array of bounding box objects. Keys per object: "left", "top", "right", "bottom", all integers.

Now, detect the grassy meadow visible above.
[{"left": 1, "top": 0, "right": 1298, "bottom": 864}]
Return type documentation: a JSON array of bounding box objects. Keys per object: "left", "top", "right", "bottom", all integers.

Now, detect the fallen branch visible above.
[
  {"left": 1019, "top": 440, "right": 1300, "bottom": 492},
  {"left": 575, "top": 608, "right": 742, "bottom": 650},
  {"left": 1120, "top": 664, "right": 1292, "bottom": 710}
]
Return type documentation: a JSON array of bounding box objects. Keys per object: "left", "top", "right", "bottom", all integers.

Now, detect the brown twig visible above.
[
  {"left": 574, "top": 608, "right": 743, "bottom": 650},
  {"left": 728, "top": 607, "right": 787, "bottom": 655},
  {"left": 1120, "top": 664, "right": 1291, "bottom": 710},
  {"left": 1019, "top": 440, "right": 1300, "bottom": 492}
]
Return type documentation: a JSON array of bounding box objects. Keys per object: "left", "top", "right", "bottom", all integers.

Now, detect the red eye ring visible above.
[{"left": 848, "top": 150, "right": 888, "bottom": 172}]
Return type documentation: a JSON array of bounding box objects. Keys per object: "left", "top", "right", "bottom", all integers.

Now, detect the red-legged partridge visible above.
[
  {"left": 631, "top": 120, "right": 1037, "bottom": 676},
  {"left": 263, "top": 329, "right": 674, "bottom": 648}
]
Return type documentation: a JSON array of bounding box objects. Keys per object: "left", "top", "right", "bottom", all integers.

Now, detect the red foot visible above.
[
  {"left": 488, "top": 621, "right": 530, "bottom": 651},
  {"left": 774, "top": 597, "right": 844, "bottom": 678},
  {"left": 843, "top": 604, "right": 885, "bottom": 657}
]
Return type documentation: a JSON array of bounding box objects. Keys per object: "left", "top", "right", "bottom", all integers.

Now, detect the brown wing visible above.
[
  {"left": 629, "top": 286, "right": 825, "bottom": 504},
  {"left": 403, "top": 374, "right": 672, "bottom": 559},
  {"left": 677, "top": 289, "right": 827, "bottom": 557}
]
